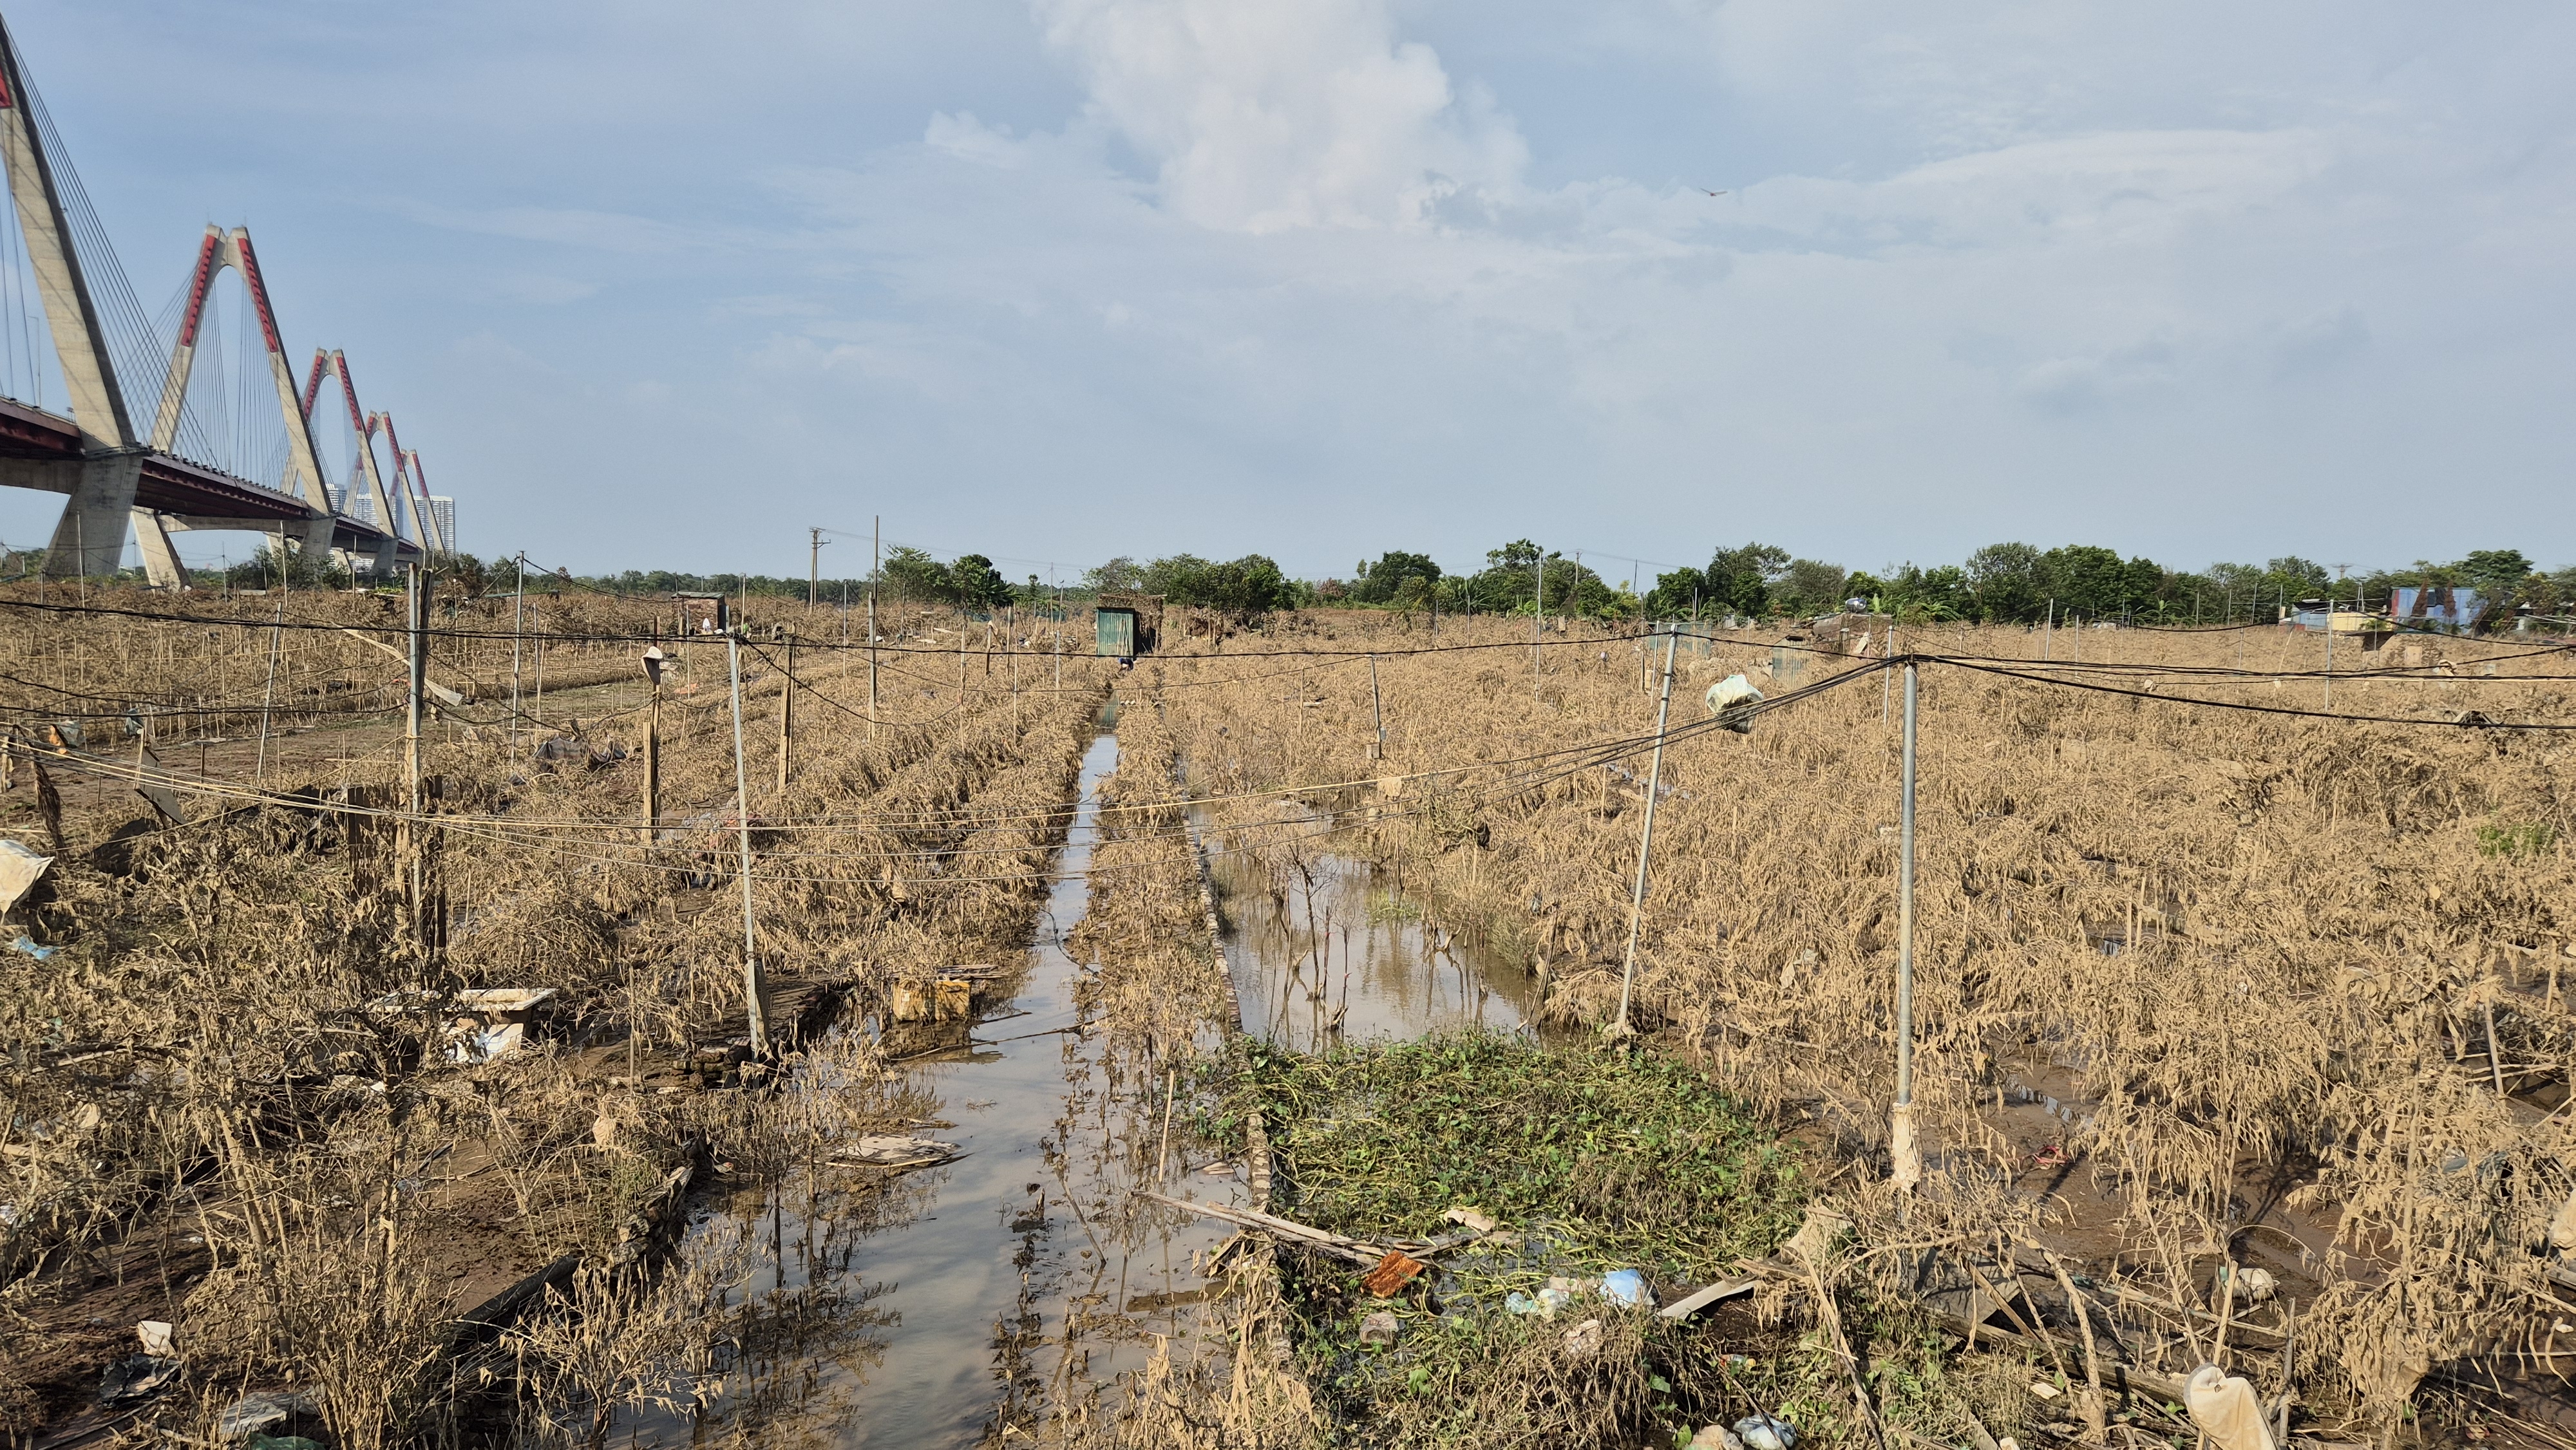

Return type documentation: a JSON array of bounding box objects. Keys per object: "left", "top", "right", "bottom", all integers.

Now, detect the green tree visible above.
[
  {"left": 1965, "top": 541, "right": 2045, "bottom": 622},
  {"left": 882, "top": 545, "right": 952, "bottom": 603},
  {"left": 1642, "top": 567, "right": 1708, "bottom": 617},
  {"left": 1884, "top": 563, "right": 1972, "bottom": 621},
  {"left": 1774, "top": 558, "right": 1849, "bottom": 617},
  {"left": 2456, "top": 549, "right": 2535, "bottom": 601},
  {"left": 1352, "top": 551, "right": 1443, "bottom": 605},
  {"left": 950, "top": 553, "right": 1014, "bottom": 609},
  {"left": 1083, "top": 556, "right": 1146, "bottom": 594},
  {"left": 1158, "top": 554, "right": 1294, "bottom": 613},
  {"left": 1707, "top": 543, "right": 1790, "bottom": 617}
]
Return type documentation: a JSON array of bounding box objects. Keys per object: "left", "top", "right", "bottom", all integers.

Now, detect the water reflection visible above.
[{"left": 1206, "top": 827, "right": 1540, "bottom": 1051}]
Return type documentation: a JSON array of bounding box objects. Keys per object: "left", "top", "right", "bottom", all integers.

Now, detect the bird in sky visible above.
[{"left": 1700, "top": 189, "right": 1728, "bottom": 196}]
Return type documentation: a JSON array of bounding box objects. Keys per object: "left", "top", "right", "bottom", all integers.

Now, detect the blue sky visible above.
[{"left": 0, "top": 1, "right": 2567, "bottom": 583}]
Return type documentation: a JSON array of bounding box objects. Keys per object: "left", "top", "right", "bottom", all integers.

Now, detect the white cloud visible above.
[
  {"left": 43, "top": 0, "right": 2570, "bottom": 574},
  {"left": 925, "top": 111, "right": 1027, "bottom": 167},
  {"left": 1027, "top": 0, "right": 1529, "bottom": 231}
]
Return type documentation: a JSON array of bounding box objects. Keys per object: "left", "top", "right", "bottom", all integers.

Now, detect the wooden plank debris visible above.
[
  {"left": 1658, "top": 1277, "right": 1761, "bottom": 1319},
  {"left": 1136, "top": 1190, "right": 1393, "bottom": 1266}
]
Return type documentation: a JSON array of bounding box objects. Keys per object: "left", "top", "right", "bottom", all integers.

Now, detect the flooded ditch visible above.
[
  {"left": 1205, "top": 818, "right": 1539, "bottom": 1051},
  {"left": 620, "top": 727, "right": 1550, "bottom": 1444},
  {"left": 629, "top": 728, "right": 1244, "bottom": 1445}
]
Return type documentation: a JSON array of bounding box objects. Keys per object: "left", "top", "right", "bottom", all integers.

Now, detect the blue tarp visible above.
[{"left": 2392, "top": 587, "right": 2490, "bottom": 632}]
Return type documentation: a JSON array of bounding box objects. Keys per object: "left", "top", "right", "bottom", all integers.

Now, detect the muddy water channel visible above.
[
  {"left": 633, "top": 739, "right": 1546, "bottom": 1444},
  {"left": 629, "top": 731, "right": 1238, "bottom": 1445}
]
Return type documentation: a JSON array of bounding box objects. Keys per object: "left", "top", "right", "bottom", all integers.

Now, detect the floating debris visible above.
[
  {"left": 838, "top": 1134, "right": 961, "bottom": 1169},
  {"left": 97, "top": 1353, "right": 182, "bottom": 1405},
  {"left": 1361, "top": 1249, "right": 1429, "bottom": 1297}
]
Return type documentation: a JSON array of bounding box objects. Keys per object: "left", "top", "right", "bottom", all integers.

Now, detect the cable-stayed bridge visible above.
[{"left": 0, "top": 14, "right": 448, "bottom": 585}]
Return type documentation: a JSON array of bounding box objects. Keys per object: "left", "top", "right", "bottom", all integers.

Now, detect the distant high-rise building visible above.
[{"left": 430, "top": 496, "right": 455, "bottom": 552}]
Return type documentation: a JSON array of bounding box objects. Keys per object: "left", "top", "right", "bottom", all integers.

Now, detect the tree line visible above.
[{"left": 25, "top": 534, "right": 2559, "bottom": 632}]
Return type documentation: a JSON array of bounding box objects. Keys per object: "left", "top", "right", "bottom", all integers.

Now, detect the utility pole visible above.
[
  {"left": 727, "top": 628, "right": 772, "bottom": 1057},
  {"left": 1890, "top": 661, "right": 1922, "bottom": 1191},
  {"left": 1611, "top": 624, "right": 1680, "bottom": 1039},
  {"left": 808, "top": 527, "right": 825, "bottom": 607}
]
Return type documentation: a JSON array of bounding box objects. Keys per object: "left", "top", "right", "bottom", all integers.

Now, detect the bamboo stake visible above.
[
  {"left": 253, "top": 601, "right": 281, "bottom": 784},
  {"left": 728, "top": 630, "right": 771, "bottom": 1058},
  {"left": 868, "top": 516, "right": 879, "bottom": 736},
  {"left": 1611, "top": 625, "right": 1680, "bottom": 1039},
  {"left": 1892, "top": 660, "right": 1922, "bottom": 1189},
  {"left": 403, "top": 564, "right": 426, "bottom": 928},
  {"left": 509, "top": 553, "right": 525, "bottom": 760},
  {"left": 777, "top": 633, "right": 793, "bottom": 794},
  {"left": 1367, "top": 653, "right": 1385, "bottom": 760}
]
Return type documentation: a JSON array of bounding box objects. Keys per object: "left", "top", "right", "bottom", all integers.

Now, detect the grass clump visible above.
[
  {"left": 2474, "top": 820, "right": 2556, "bottom": 857},
  {"left": 1242, "top": 1031, "right": 1819, "bottom": 1447}
]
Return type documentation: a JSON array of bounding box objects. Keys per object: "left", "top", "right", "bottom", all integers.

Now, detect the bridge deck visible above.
[{"left": 0, "top": 395, "right": 404, "bottom": 552}]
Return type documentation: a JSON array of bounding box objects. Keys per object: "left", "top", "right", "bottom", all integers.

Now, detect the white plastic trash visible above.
[
  {"left": 2184, "top": 1364, "right": 2277, "bottom": 1450},
  {"left": 1601, "top": 1268, "right": 1648, "bottom": 1306},
  {"left": 1705, "top": 675, "right": 1765, "bottom": 733}
]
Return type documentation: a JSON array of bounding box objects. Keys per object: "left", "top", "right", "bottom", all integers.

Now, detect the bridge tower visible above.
[
  {"left": 299, "top": 348, "right": 412, "bottom": 571},
  {"left": 0, "top": 16, "right": 144, "bottom": 580},
  {"left": 0, "top": 15, "right": 432, "bottom": 585},
  {"left": 375, "top": 411, "right": 447, "bottom": 555},
  {"left": 147, "top": 227, "right": 344, "bottom": 585}
]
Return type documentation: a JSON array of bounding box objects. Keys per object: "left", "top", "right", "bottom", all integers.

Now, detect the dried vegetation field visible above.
[
  {"left": 7, "top": 583, "right": 2575, "bottom": 1450},
  {"left": 0, "top": 582, "right": 1110, "bottom": 1446},
  {"left": 1115, "top": 610, "right": 2576, "bottom": 1447}
]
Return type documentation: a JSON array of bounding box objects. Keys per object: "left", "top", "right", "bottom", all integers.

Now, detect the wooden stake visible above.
[
  {"left": 1367, "top": 653, "right": 1385, "bottom": 760},
  {"left": 2485, "top": 1000, "right": 2506, "bottom": 1094},
  {"left": 777, "top": 633, "right": 793, "bottom": 794},
  {"left": 2277, "top": 1298, "right": 2297, "bottom": 1446},
  {"left": 642, "top": 684, "right": 659, "bottom": 849},
  {"left": 1156, "top": 1067, "right": 1177, "bottom": 1183}
]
